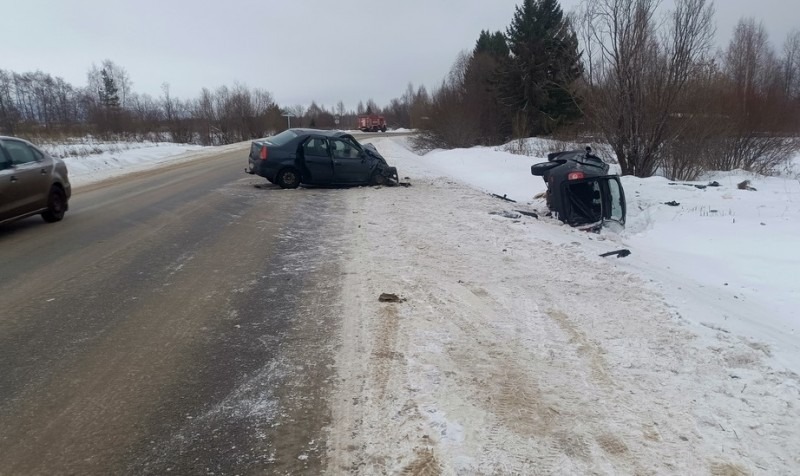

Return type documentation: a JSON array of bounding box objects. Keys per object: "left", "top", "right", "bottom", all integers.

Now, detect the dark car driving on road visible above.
[
  {"left": 246, "top": 129, "right": 398, "bottom": 188},
  {"left": 0, "top": 136, "right": 71, "bottom": 225}
]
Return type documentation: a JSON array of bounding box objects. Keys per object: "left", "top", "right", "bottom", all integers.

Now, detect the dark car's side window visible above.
[
  {"left": 1, "top": 140, "right": 38, "bottom": 165},
  {"left": 303, "top": 138, "right": 329, "bottom": 157},
  {"left": 330, "top": 139, "right": 361, "bottom": 159},
  {"left": 0, "top": 146, "right": 12, "bottom": 170}
]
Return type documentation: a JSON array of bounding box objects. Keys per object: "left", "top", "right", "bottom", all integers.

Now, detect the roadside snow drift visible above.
[{"left": 323, "top": 137, "right": 800, "bottom": 474}]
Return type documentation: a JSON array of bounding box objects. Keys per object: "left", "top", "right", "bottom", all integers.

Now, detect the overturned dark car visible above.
[
  {"left": 246, "top": 128, "right": 398, "bottom": 188},
  {"left": 531, "top": 147, "right": 626, "bottom": 229}
]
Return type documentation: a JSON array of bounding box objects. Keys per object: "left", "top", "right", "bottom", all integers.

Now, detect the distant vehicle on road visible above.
[
  {"left": 531, "top": 147, "right": 626, "bottom": 228},
  {"left": 357, "top": 114, "right": 387, "bottom": 133},
  {"left": 246, "top": 128, "right": 398, "bottom": 189},
  {"left": 0, "top": 136, "right": 71, "bottom": 225}
]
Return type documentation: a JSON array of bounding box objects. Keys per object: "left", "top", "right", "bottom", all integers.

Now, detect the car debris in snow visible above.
[
  {"left": 491, "top": 193, "right": 517, "bottom": 203},
  {"left": 738, "top": 180, "right": 757, "bottom": 191},
  {"left": 664, "top": 201, "right": 681, "bottom": 206},
  {"left": 489, "top": 211, "right": 522, "bottom": 219},
  {"left": 599, "top": 249, "right": 632, "bottom": 258},
  {"left": 514, "top": 210, "right": 539, "bottom": 219}
]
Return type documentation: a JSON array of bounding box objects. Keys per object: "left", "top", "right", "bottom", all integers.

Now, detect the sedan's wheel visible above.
[
  {"left": 276, "top": 168, "right": 300, "bottom": 189},
  {"left": 42, "top": 186, "right": 67, "bottom": 223}
]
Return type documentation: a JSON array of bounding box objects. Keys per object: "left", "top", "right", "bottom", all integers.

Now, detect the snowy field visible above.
[{"left": 56, "top": 136, "right": 800, "bottom": 473}]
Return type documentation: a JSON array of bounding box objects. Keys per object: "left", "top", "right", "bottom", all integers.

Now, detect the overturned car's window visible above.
[{"left": 265, "top": 130, "right": 298, "bottom": 146}]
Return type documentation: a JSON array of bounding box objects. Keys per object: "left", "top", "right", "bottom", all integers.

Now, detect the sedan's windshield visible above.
[{"left": 265, "top": 130, "right": 298, "bottom": 146}]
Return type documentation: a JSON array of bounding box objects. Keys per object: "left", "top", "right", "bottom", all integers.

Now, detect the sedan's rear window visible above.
[{"left": 265, "top": 130, "right": 298, "bottom": 147}]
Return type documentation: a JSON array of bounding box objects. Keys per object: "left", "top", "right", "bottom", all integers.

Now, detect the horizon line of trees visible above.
[
  {"left": 409, "top": 0, "right": 800, "bottom": 179},
  {"left": 2, "top": 0, "right": 799, "bottom": 179},
  {"left": 0, "top": 59, "right": 421, "bottom": 146}
]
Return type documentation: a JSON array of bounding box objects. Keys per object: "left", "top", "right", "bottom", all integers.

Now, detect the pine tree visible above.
[
  {"left": 99, "top": 68, "right": 120, "bottom": 110},
  {"left": 475, "top": 30, "right": 509, "bottom": 60},
  {"left": 499, "top": 0, "right": 582, "bottom": 136}
]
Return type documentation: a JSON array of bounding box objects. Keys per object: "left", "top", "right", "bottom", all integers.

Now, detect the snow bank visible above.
[
  {"left": 51, "top": 141, "right": 246, "bottom": 187},
  {"left": 329, "top": 140, "right": 800, "bottom": 474},
  {"left": 366, "top": 136, "right": 800, "bottom": 373}
]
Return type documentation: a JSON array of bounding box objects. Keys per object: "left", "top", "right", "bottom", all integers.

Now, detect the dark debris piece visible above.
[
  {"left": 379, "top": 293, "right": 406, "bottom": 303},
  {"left": 491, "top": 193, "right": 517, "bottom": 203},
  {"left": 599, "top": 249, "right": 631, "bottom": 258},
  {"left": 489, "top": 211, "right": 522, "bottom": 219},
  {"left": 664, "top": 201, "right": 681, "bottom": 206},
  {"left": 514, "top": 210, "right": 539, "bottom": 219},
  {"left": 738, "top": 180, "right": 757, "bottom": 191}
]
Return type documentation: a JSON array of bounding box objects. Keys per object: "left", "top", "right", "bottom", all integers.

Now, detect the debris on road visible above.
[{"left": 378, "top": 293, "right": 405, "bottom": 303}]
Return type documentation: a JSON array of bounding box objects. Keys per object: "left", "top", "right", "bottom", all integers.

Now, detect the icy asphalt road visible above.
[{"left": 0, "top": 145, "right": 346, "bottom": 474}]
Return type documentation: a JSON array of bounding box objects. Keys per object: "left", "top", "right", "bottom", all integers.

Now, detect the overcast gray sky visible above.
[{"left": 2, "top": 0, "right": 796, "bottom": 110}]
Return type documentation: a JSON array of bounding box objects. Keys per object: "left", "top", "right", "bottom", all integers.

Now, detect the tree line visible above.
[{"left": 411, "top": 0, "right": 800, "bottom": 178}]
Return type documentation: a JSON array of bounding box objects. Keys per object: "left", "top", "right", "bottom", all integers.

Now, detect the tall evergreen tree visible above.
[
  {"left": 498, "top": 0, "right": 582, "bottom": 136},
  {"left": 475, "top": 30, "right": 510, "bottom": 59},
  {"left": 99, "top": 68, "right": 120, "bottom": 110},
  {"left": 466, "top": 30, "right": 512, "bottom": 143}
]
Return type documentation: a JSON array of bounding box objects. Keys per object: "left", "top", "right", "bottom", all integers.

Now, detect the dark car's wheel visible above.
[
  {"left": 42, "top": 186, "right": 67, "bottom": 223},
  {"left": 276, "top": 168, "right": 301, "bottom": 189}
]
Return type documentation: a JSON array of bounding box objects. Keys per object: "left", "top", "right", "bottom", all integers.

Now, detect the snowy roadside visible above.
[
  {"left": 52, "top": 141, "right": 246, "bottom": 188},
  {"left": 368, "top": 137, "right": 800, "bottom": 374},
  {"left": 326, "top": 140, "right": 800, "bottom": 474}
]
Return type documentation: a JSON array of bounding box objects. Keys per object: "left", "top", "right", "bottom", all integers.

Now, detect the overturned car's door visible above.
[{"left": 559, "top": 176, "right": 626, "bottom": 227}]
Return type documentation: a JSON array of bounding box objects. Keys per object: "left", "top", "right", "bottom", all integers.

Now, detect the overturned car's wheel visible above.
[
  {"left": 276, "top": 168, "right": 300, "bottom": 189},
  {"left": 531, "top": 160, "right": 566, "bottom": 176},
  {"left": 42, "top": 186, "right": 67, "bottom": 223}
]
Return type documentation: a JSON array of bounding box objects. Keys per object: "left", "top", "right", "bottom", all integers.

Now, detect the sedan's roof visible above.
[{"left": 290, "top": 128, "right": 350, "bottom": 138}]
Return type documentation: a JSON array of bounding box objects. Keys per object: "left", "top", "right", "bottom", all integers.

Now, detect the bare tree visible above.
[
  {"left": 708, "top": 18, "right": 800, "bottom": 174},
  {"left": 782, "top": 29, "right": 800, "bottom": 99},
  {"left": 580, "top": 0, "right": 715, "bottom": 177}
]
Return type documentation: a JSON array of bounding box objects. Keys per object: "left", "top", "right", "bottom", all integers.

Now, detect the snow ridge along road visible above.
[{"left": 326, "top": 140, "right": 800, "bottom": 474}]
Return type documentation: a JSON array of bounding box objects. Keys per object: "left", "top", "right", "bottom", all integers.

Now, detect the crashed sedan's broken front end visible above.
[{"left": 531, "top": 147, "right": 626, "bottom": 229}]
